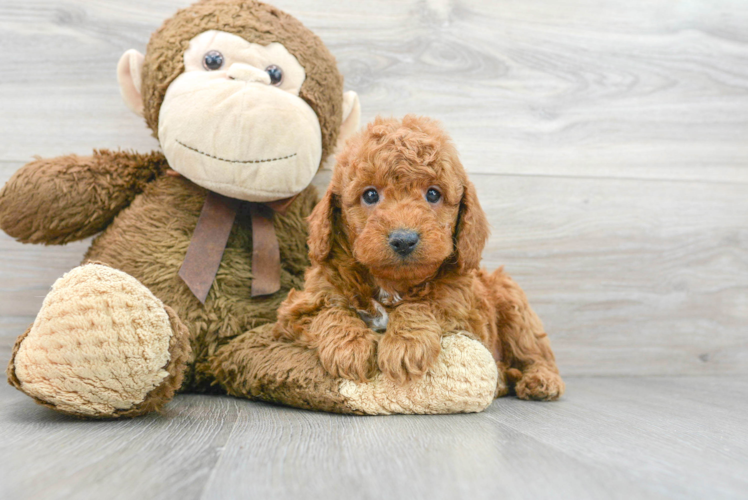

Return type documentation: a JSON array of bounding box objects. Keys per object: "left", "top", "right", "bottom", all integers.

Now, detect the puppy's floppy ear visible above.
[
  {"left": 454, "top": 180, "right": 490, "bottom": 272},
  {"left": 307, "top": 189, "right": 337, "bottom": 263}
]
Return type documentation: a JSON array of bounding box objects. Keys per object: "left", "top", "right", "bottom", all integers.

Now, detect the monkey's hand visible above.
[{"left": 0, "top": 150, "right": 167, "bottom": 244}]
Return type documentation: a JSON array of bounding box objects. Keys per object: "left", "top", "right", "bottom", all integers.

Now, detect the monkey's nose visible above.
[
  {"left": 227, "top": 63, "right": 271, "bottom": 85},
  {"left": 388, "top": 230, "right": 420, "bottom": 257}
]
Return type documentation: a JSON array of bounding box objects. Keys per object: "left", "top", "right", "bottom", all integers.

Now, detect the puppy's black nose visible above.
[{"left": 388, "top": 230, "right": 420, "bottom": 257}]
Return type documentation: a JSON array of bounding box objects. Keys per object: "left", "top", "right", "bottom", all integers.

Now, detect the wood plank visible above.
[
  {"left": 2, "top": 162, "right": 745, "bottom": 376},
  {"left": 1, "top": 363, "right": 746, "bottom": 498},
  {"left": 0, "top": 0, "right": 747, "bottom": 183},
  {"left": 477, "top": 174, "right": 748, "bottom": 376},
  {"left": 488, "top": 376, "right": 748, "bottom": 499},
  {"left": 203, "top": 400, "right": 649, "bottom": 500},
  {"left": 201, "top": 377, "right": 748, "bottom": 500},
  {"left": 0, "top": 386, "right": 239, "bottom": 500}
]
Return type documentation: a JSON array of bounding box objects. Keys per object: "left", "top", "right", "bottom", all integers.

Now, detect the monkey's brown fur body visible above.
[
  {"left": 1, "top": 145, "right": 364, "bottom": 414},
  {"left": 0, "top": 0, "right": 360, "bottom": 416},
  {"left": 274, "top": 116, "right": 565, "bottom": 400},
  {"left": 2, "top": 1, "right": 505, "bottom": 418}
]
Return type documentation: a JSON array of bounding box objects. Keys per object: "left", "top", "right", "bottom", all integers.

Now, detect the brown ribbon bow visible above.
[{"left": 178, "top": 190, "right": 296, "bottom": 304}]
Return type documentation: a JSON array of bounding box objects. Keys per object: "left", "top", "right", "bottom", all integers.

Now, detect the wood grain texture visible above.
[
  {"left": 1, "top": 376, "right": 747, "bottom": 499},
  {"left": 1, "top": 0, "right": 748, "bottom": 182},
  {"left": 3, "top": 167, "right": 746, "bottom": 376},
  {"left": 1, "top": 0, "right": 747, "bottom": 377},
  {"left": 0, "top": 390, "right": 240, "bottom": 500}
]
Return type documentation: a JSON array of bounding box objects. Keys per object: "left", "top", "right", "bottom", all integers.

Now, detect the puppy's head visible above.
[{"left": 309, "top": 115, "right": 489, "bottom": 287}]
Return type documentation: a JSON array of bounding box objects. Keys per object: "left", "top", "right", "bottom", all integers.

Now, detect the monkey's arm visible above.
[{"left": 0, "top": 150, "right": 168, "bottom": 245}]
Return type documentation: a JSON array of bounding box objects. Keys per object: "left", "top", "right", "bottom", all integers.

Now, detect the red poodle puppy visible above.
[{"left": 273, "top": 115, "right": 564, "bottom": 401}]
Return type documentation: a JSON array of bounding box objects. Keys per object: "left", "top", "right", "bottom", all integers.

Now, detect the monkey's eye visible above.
[
  {"left": 203, "top": 51, "right": 224, "bottom": 71},
  {"left": 426, "top": 187, "right": 442, "bottom": 204},
  {"left": 265, "top": 65, "right": 283, "bottom": 86},
  {"left": 362, "top": 188, "right": 380, "bottom": 205}
]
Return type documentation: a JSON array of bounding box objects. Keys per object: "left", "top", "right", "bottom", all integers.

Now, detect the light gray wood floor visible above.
[{"left": 1, "top": 357, "right": 746, "bottom": 500}]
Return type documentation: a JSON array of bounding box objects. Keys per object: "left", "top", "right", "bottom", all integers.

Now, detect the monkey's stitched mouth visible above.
[{"left": 176, "top": 140, "right": 297, "bottom": 164}]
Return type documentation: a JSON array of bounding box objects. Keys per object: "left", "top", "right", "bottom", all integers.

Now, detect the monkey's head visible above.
[{"left": 117, "top": 0, "right": 360, "bottom": 202}]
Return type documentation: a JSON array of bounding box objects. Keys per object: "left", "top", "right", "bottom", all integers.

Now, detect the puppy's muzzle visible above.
[{"left": 388, "top": 229, "right": 420, "bottom": 257}]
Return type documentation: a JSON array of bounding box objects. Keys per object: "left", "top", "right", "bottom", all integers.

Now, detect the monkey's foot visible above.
[
  {"left": 7, "top": 264, "right": 191, "bottom": 418},
  {"left": 212, "top": 327, "right": 498, "bottom": 415},
  {"left": 339, "top": 332, "right": 499, "bottom": 415}
]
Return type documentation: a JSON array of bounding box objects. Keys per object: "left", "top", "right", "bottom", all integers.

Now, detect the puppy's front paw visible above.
[
  {"left": 378, "top": 332, "right": 441, "bottom": 384},
  {"left": 317, "top": 328, "right": 379, "bottom": 382},
  {"left": 515, "top": 366, "right": 565, "bottom": 401}
]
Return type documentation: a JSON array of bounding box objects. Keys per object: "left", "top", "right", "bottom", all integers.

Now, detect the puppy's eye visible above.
[
  {"left": 362, "top": 188, "right": 380, "bottom": 205},
  {"left": 203, "top": 51, "right": 224, "bottom": 71},
  {"left": 266, "top": 65, "right": 283, "bottom": 86},
  {"left": 426, "top": 188, "right": 442, "bottom": 204}
]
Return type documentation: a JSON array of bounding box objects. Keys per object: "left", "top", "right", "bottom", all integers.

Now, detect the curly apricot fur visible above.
[{"left": 274, "top": 116, "right": 564, "bottom": 400}]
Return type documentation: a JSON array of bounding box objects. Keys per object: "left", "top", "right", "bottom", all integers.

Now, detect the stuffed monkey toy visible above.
[{"left": 0, "top": 0, "right": 499, "bottom": 418}]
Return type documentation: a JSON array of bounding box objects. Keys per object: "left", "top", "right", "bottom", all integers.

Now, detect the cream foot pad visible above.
[
  {"left": 340, "top": 333, "right": 499, "bottom": 415},
  {"left": 9, "top": 264, "right": 189, "bottom": 418}
]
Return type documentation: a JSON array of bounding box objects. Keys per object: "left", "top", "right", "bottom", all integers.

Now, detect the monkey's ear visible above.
[
  {"left": 307, "top": 189, "right": 337, "bottom": 263},
  {"left": 117, "top": 49, "right": 145, "bottom": 117},
  {"left": 337, "top": 91, "right": 360, "bottom": 151}
]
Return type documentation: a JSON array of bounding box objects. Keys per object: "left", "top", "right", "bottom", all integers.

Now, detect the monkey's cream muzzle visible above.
[
  {"left": 159, "top": 72, "right": 321, "bottom": 202},
  {"left": 157, "top": 30, "right": 322, "bottom": 202}
]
